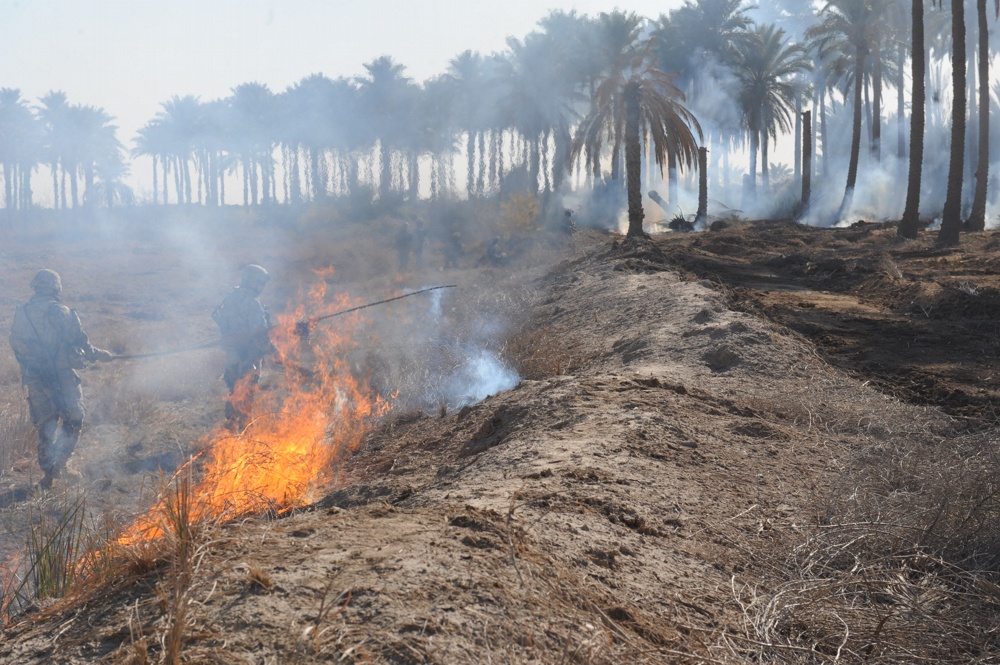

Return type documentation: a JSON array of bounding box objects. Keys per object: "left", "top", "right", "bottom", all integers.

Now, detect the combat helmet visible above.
[
  {"left": 240, "top": 264, "right": 270, "bottom": 292},
  {"left": 30, "top": 269, "right": 62, "bottom": 295}
]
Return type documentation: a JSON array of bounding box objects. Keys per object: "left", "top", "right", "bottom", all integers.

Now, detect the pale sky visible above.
[{"left": 0, "top": 0, "right": 685, "bottom": 144}]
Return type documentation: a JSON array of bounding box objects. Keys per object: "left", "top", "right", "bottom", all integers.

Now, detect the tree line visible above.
[{"left": 0, "top": 0, "right": 997, "bottom": 245}]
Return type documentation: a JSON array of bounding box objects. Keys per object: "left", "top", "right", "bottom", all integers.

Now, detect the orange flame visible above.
[{"left": 120, "top": 276, "right": 390, "bottom": 544}]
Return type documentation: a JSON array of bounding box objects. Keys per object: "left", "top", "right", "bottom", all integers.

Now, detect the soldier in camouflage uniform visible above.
[
  {"left": 212, "top": 264, "right": 278, "bottom": 431},
  {"left": 9, "top": 269, "right": 113, "bottom": 489}
]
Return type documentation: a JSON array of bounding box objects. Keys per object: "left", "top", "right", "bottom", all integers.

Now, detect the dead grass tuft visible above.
[
  {"left": 0, "top": 402, "right": 36, "bottom": 476},
  {"left": 720, "top": 429, "right": 1000, "bottom": 663},
  {"left": 503, "top": 320, "right": 576, "bottom": 380},
  {"left": 244, "top": 566, "right": 274, "bottom": 593}
]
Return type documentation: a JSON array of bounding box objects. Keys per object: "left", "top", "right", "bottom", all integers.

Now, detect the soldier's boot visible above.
[
  {"left": 37, "top": 419, "right": 59, "bottom": 490},
  {"left": 50, "top": 420, "right": 84, "bottom": 485}
]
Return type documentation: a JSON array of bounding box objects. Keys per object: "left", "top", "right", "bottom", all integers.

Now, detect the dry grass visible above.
[
  {"left": 503, "top": 319, "right": 577, "bottom": 380},
  {"left": 0, "top": 402, "right": 36, "bottom": 477},
  {"left": 716, "top": 425, "right": 1000, "bottom": 663}
]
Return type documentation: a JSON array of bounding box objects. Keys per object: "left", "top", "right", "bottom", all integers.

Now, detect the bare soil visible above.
[{"left": 0, "top": 215, "right": 998, "bottom": 663}]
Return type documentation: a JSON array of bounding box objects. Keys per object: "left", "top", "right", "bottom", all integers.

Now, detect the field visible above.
[{"left": 0, "top": 207, "right": 999, "bottom": 663}]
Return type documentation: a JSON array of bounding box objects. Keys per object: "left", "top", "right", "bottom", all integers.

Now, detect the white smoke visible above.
[{"left": 442, "top": 347, "right": 520, "bottom": 409}]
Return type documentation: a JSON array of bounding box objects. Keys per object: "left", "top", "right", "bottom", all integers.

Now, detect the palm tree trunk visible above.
[
  {"left": 489, "top": 130, "right": 498, "bottom": 192},
  {"left": 466, "top": 132, "right": 475, "bottom": 198},
  {"left": 667, "top": 144, "right": 678, "bottom": 206},
  {"left": 938, "top": 0, "right": 967, "bottom": 245},
  {"left": 173, "top": 157, "right": 183, "bottom": 204},
  {"left": 897, "top": 42, "right": 907, "bottom": 159},
  {"left": 21, "top": 167, "right": 31, "bottom": 210},
  {"left": 837, "top": 43, "right": 866, "bottom": 222},
  {"left": 802, "top": 110, "right": 812, "bottom": 216},
  {"left": 872, "top": 45, "right": 883, "bottom": 161},
  {"left": 761, "top": 131, "right": 770, "bottom": 194},
  {"left": 60, "top": 166, "right": 68, "bottom": 209},
  {"left": 623, "top": 83, "right": 645, "bottom": 238},
  {"left": 377, "top": 143, "right": 389, "bottom": 201},
  {"left": 966, "top": 0, "right": 990, "bottom": 231},
  {"left": 696, "top": 146, "right": 708, "bottom": 226},
  {"left": 477, "top": 132, "right": 486, "bottom": 195},
  {"left": 50, "top": 163, "right": 59, "bottom": 210},
  {"left": 183, "top": 161, "right": 192, "bottom": 205},
  {"left": 497, "top": 130, "right": 505, "bottom": 190},
  {"left": 159, "top": 160, "right": 167, "bottom": 205},
  {"left": 820, "top": 84, "right": 829, "bottom": 175},
  {"left": 529, "top": 137, "right": 541, "bottom": 193},
  {"left": 3, "top": 163, "right": 13, "bottom": 210},
  {"left": 794, "top": 98, "right": 802, "bottom": 183},
  {"left": 151, "top": 157, "right": 158, "bottom": 205},
  {"left": 288, "top": 146, "right": 300, "bottom": 205}
]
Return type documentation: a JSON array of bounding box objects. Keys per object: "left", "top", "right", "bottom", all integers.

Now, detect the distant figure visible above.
[
  {"left": 212, "top": 264, "right": 278, "bottom": 431},
  {"left": 9, "top": 269, "right": 114, "bottom": 489},
  {"left": 485, "top": 236, "right": 505, "bottom": 266},
  {"left": 395, "top": 221, "right": 414, "bottom": 272},
  {"left": 413, "top": 219, "right": 427, "bottom": 267},
  {"left": 562, "top": 208, "right": 577, "bottom": 235},
  {"left": 444, "top": 229, "right": 462, "bottom": 269}
]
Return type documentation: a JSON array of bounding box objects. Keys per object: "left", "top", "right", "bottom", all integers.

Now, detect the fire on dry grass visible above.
[{"left": 120, "top": 274, "right": 391, "bottom": 544}]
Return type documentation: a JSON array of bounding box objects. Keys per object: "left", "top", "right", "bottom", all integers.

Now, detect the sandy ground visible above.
[{"left": 0, "top": 214, "right": 997, "bottom": 663}]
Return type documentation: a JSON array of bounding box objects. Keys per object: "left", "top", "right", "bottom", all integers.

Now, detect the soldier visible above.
[
  {"left": 443, "top": 229, "right": 462, "bottom": 269},
  {"left": 412, "top": 219, "right": 427, "bottom": 267},
  {"left": 396, "top": 221, "right": 414, "bottom": 272},
  {"left": 485, "top": 235, "right": 505, "bottom": 266},
  {"left": 212, "top": 264, "right": 279, "bottom": 431},
  {"left": 9, "top": 269, "right": 113, "bottom": 489}
]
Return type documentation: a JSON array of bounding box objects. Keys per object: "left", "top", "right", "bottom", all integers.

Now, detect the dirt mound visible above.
[{"left": 3, "top": 222, "right": 1000, "bottom": 663}]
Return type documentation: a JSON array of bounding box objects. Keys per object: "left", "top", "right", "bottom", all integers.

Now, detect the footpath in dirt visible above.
[{"left": 0, "top": 222, "right": 994, "bottom": 663}]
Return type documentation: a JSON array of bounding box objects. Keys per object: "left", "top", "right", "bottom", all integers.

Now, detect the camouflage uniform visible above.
[
  {"left": 212, "top": 265, "right": 277, "bottom": 430},
  {"left": 9, "top": 269, "right": 112, "bottom": 487}
]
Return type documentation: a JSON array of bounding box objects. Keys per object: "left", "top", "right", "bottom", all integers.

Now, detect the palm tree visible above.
[
  {"left": 653, "top": 0, "right": 753, "bottom": 197},
  {"left": 899, "top": 0, "right": 927, "bottom": 238},
  {"left": 132, "top": 118, "right": 171, "bottom": 204},
  {"left": 91, "top": 151, "right": 134, "bottom": 208},
  {"left": 655, "top": 0, "right": 753, "bottom": 77},
  {"left": 732, "top": 23, "right": 812, "bottom": 200},
  {"left": 37, "top": 91, "right": 70, "bottom": 209},
  {"left": 444, "top": 51, "right": 491, "bottom": 198},
  {"left": 155, "top": 95, "right": 203, "bottom": 204},
  {"left": 61, "top": 104, "right": 120, "bottom": 209},
  {"left": 808, "top": 0, "right": 895, "bottom": 222},
  {"left": 937, "top": 0, "right": 966, "bottom": 245},
  {"left": 572, "top": 53, "right": 702, "bottom": 238},
  {"left": 228, "top": 82, "right": 277, "bottom": 206},
  {"left": 496, "top": 33, "right": 582, "bottom": 198},
  {"left": 357, "top": 56, "right": 415, "bottom": 202},
  {"left": 964, "top": 0, "right": 999, "bottom": 231},
  {"left": 281, "top": 73, "right": 343, "bottom": 203},
  {"left": 0, "top": 89, "right": 40, "bottom": 211}
]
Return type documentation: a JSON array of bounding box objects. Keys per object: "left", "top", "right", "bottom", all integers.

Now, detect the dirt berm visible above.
[{"left": 2, "top": 223, "right": 997, "bottom": 663}]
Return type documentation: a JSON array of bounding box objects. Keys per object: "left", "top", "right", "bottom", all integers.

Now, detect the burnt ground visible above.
[
  {"left": 659, "top": 219, "right": 1000, "bottom": 424},
  {"left": 1, "top": 215, "right": 999, "bottom": 663}
]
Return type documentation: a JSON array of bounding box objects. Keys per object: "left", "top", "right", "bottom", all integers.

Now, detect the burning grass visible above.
[
  {"left": 120, "top": 277, "right": 390, "bottom": 543},
  {"left": 0, "top": 274, "right": 394, "bottom": 639}
]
